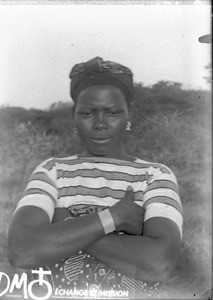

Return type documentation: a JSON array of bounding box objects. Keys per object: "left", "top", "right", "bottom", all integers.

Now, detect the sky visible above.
[{"left": 0, "top": 3, "right": 211, "bottom": 109}]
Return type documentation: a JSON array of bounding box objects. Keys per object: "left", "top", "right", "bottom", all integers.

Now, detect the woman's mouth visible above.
[{"left": 90, "top": 138, "right": 111, "bottom": 144}]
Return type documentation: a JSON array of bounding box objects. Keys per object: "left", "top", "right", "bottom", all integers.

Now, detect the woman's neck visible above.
[{"left": 78, "top": 151, "right": 135, "bottom": 162}]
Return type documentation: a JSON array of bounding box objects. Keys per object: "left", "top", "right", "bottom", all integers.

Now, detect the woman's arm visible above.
[
  {"left": 8, "top": 188, "right": 144, "bottom": 269},
  {"left": 8, "top": 206, "right": 105, "bottom": 268},
  {"left": 86, "top": 216, "right": 181, "bottom": 282},
  {"left": 50, "top": 203, "right": 180, "bottom": 282}
]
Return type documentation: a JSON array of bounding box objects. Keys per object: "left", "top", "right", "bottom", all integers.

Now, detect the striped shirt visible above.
[{"left": 15, "top": 155, "right": 183, "bottom": 237}]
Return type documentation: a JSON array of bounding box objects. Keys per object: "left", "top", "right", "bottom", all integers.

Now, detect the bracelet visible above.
[{"left": 98, "top": 209, "right": 116, "bottom": 234}]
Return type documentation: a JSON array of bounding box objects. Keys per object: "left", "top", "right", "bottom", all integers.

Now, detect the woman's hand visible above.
[
  {"left": 52, "top": 207, "right": 71, "bottom": 223},
  {"left": 110, "top": 186, "right": 145, "bottom": 235}
]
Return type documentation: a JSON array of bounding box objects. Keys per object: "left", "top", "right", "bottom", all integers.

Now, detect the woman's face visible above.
[{"left": 74, "top": 85, "right": 130, "bottom": 158}]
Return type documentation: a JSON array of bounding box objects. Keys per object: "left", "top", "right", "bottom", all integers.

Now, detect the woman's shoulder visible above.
[
  {"left": 134, "top": 157, "right": 174, "bottom": 175},
  {"left": 35, "top": 155, "right": 79, "bottom": 170}
]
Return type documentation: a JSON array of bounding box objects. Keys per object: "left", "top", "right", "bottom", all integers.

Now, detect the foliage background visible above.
[{"left": 0, "top": 81, "right": 211, "bottom": 299}]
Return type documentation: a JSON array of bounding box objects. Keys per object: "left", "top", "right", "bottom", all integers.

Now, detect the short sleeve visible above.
[
  {"left": 14, "top": 158, "right": 58, "bottom": 222},
  {"left": 143, "top": 165, "right": 183, "bottom": 238}
]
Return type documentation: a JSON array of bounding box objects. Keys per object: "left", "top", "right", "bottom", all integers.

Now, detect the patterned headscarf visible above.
[{"left": 69, "top": 57, "right": 134, "bottom": 103}]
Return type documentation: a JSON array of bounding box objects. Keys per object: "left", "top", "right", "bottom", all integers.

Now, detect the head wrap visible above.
[{"left": 69, "top": 57, "right": 134, "bottom": 103}]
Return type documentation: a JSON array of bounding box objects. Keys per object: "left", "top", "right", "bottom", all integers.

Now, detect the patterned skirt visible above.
[{"left": 47, "top": 204, "right": 160, "bottom": 299}]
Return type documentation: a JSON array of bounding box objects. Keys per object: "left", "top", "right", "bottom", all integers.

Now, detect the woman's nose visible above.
[{"left": 93, "top": 113, "right": 108, "bottom": 130}]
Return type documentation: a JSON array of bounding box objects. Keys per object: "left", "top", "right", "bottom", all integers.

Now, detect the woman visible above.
[{"left": 8, "top": 57, "right": 183, "bottom": 298}]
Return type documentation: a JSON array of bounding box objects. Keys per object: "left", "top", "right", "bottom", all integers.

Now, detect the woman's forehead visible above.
[{"left": 76, "top": 85, "right": 128, "bottom": 108}]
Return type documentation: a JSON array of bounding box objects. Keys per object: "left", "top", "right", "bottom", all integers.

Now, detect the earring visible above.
[{"left": 126, "top": 121, "right": 131, "bottom": 131}]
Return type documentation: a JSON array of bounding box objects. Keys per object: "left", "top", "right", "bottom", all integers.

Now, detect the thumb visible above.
[
  {"left": 127, "top": 186, "right": 133, "bottom": 191},
  {"left": 123, "top": 186, "right": 134, "bottom": 200}
]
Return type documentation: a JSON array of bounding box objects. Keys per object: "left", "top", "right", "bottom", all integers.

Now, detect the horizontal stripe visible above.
[
  {"left": 65, "top": 269, "right": 81, "bottom": 276},
  {"left": 23, "top": 156, "right": 179, "bottom": 224},
  {"left": 56, "top": 163, "right": 156, "bottom": 180},
  {"left": 58, "top": 177, "right": 146, "bottom": 193},
  {"left": 144, "top": 196, "right": 182, "bottom": 214},
  {"left": 26, "top": 180, "right": 58, "bottom": 200},
  {"left": 30, "top": 172, "right": 57, "bottom": 188},
  {"left": 149, "top": 172, "right": 178, "bottom": 185},
  {"left": 56, "top": 157, "right": 141, "bottom": 169},
  {"left": 14, "top": 194, "right": 55, "bottom": 221},
  {"left": 24, "top": 188, "right": 57, "bottom": 205},
  {"left": 65, "top": 260, "right": 84, "bottom": 268},
  {"left": 65, "top": 257, "right": 83, "bottom": 264},
  {"left": 65, "top": 261, "right": 81, "bottom": 274},
  {"left": 35, "top": 156, "right": 173, "bottom": 182},
  {"left": 57, "top": 168, "right": 152, "bottom": 183},
  {"left": 66, "top": 254, "right": 86, "bottom": 262},
  {"left": 43, "top": 159, "right": 56, "bottom": 171},
  {"left": 65, "top": 257, "right": 84, "bottom": 265},
  {"left": 32, "top": 166, "right": 57, "bottom": 184},
  {"left": 64, "top": 272, "right": 80, "bottom": 279},
  {"left": 59, "top": 186, "right": 144, "bottom": 201},
  {"left": 65, "top": 263, "right": 82, "bottom": 271},
  {"left": 145, "top": 180, "right": 179, "bottom": 194},
  {"left": 56, "top": 156, "right": 171, "bottom": 173},
  {"left": 57, "top": 162, "right": 152, "bottom": 177},
  {"left": 65, "top": 264, "right": 82, "bottom": 272},
  {"left": 144, "top": 202, "right": 183, "bottom": 238},
  {"left": 144, "top": 188, "right": 181, "bottom": 206},
  {"left": 57, "top": 195, "right": 118, "bottom": 208},
  {"left": 64, "top": 275, "right": 78, "bottom": 281}
]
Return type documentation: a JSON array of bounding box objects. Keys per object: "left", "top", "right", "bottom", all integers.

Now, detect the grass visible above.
[{"left": 0, "top": 109, "right": 212, "bottom": 299}]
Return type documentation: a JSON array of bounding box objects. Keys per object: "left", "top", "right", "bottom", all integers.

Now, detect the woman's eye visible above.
[
  {"left": 79, "top": 112, "right": 91, "bottom": 116},
  {"left": 109, "top": 111, "right": 121, "bottom": 116}
]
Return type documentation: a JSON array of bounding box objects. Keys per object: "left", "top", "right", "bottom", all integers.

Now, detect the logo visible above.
[
  {"left": 0, "top": 268, "right": 129, "bottom": 299},
  {"left": 0, "top": 268, "right": 52, "bottom": 300}
]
